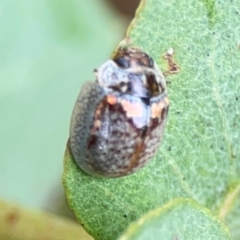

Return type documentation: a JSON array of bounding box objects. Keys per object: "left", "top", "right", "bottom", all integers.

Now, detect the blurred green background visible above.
[{"left": 0, "top": 0, "right": 138, "bottom": 217}]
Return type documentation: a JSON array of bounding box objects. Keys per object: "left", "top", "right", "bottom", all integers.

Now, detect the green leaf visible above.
[
  {"left": 63, "top": 0, "right": 240, "bottom": 239},
  {"left": 118, "top": 198, "right": 229, "bottom": 240}
]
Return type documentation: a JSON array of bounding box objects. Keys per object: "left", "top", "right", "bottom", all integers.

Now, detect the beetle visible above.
[{"left": 69, "top": 47, "right": 169, "bottom": 177}]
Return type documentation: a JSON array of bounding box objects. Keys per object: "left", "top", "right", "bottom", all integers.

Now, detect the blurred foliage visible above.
[{"left": 0, "top": 199, "right": 93, "bottom": 240}]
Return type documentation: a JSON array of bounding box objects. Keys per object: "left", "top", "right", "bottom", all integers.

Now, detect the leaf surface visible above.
[{"left": 118, "top": 198, "right": 229, "bottom": 240}]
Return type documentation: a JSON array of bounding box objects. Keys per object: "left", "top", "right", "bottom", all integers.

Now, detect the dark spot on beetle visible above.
[
  {"left": 114, "top": 57, "right": 130, "bottom": 68},
  {"left": 141, "top": 126, "right": 148, "bottom": 139},
  {"left": 149, "top": 57, "right": 154, "bottom": 67},
  {"left": 122, "top": 165, "right": 129, "bottom": 169},
  {"left": 109, "top": 85, "right": 121, "bottom": 92},
  {"left": 137, "top": 59, "right": 146, "bottom": 67},
  {"left": 111, "top": 130, "right": 119, "bottom": 136},
  {"left": 141, "top": 97, "right": 150, "bottom": 105},
  {"left": 87, "top": 135, "right": 98, "bottom": 149},
  {"left": 161, "top": 108, "right": 166, "bottom": 120},
  {"left": 119, "top": 81, "right": 126, "bottom": 87},
  {"left": 124, "top": 132, "right": 130, "bottom": 138},
  {"left": 6, "top": 211, "right": 19, "bottom": 227},
  {"left": 109, "top": 147, "right": 117, "bottom": 153},
  {"left": 127, "top": 81, "right": 132, "bottom": 92},
  {"left": 124, "top": 214, "right": 127, "bottom": 218}
]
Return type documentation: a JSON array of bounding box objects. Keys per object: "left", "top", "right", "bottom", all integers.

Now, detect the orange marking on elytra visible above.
[
  {"left": 94, "top": 119, "right": 101, "bottom": 128},
  {"left": 107, "top": 95, "right": 117, "bottom": 105},
  {"left": 151, "top": 97, "right": 169, "bottom": 118},
  {"left": 151, "top": 102, "right": 164, "bottom": 118},
  {"left": 121, "top": 99, "right": 143, "bottom": 118},
  {"left": 164, "top": 96, "right": 169, "bottom": 105}
]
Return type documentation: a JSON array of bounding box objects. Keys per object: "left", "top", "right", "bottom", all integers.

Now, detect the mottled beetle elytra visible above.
[{"left": 69, "top": 47, "right": 169, "bottom": 177}]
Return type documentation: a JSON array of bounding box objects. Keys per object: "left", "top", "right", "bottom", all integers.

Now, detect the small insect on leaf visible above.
[{"left": 69, "top": 47, "right": 169, "bottom": 177}]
